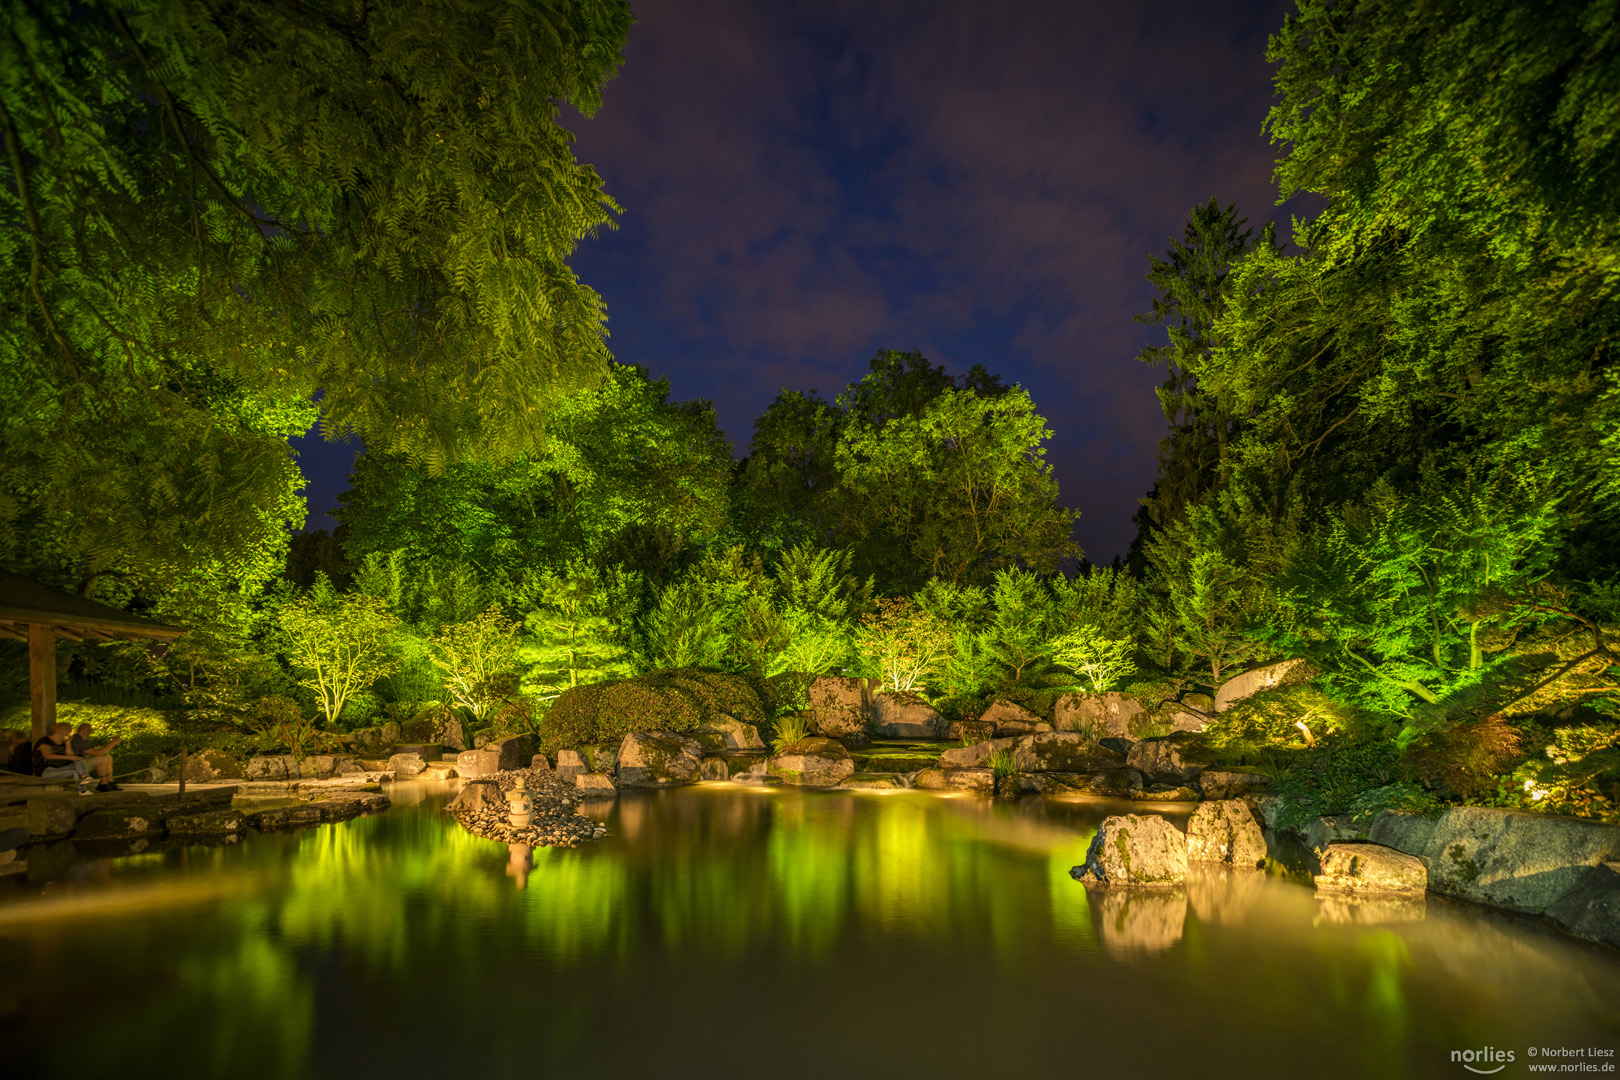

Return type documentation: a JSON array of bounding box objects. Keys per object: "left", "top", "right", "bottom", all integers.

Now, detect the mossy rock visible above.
[{"left": 541, "top": 669, "right": 769, "bottom": 753}]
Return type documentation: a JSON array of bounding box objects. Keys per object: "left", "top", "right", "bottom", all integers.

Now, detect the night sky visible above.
[{"left": 292, "top": 0, "right": 1304, "bottom": 561}]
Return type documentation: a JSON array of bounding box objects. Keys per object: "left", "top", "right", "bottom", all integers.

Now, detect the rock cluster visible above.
[{"left": 443, "top": 768, "right": 607, "bottom": 849}]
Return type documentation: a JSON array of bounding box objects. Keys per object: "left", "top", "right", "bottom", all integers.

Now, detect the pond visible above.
[{"left": 2, "top": 784, "right": 1617, "bottom": 1079}]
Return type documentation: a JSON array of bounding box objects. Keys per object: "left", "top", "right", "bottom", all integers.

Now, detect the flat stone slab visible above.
[
  {"left": 167, "top": 809, "right": 250, "bottom": 836},
  {"left": 250, "top": 793, "right": 390, "bottom": 831},
  {"left": 1314, "top": 842, "right": 1427, "bottom": 896},
  {"left": 27, "top": 786, "right": 236, "bottom": 837}
]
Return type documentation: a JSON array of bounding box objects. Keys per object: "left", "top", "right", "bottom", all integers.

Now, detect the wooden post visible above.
[{"left": 28, "top": 623, "right": 56, "bottom": 741}]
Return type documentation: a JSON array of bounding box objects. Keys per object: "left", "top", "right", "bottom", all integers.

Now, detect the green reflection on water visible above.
[{"left": 5, "top": 786, "right": 1619, "bottom": 1080}]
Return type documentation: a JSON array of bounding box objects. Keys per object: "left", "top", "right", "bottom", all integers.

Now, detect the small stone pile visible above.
[{"left": 443, "top": 767, "right": 607, "bottom": 848}]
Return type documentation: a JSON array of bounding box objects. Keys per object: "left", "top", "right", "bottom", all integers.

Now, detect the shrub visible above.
[
  {"left": 1271, "top": 730, "right": 1403, "bottom": 829},
  {"left": 1400, "top": 715, "right": 1525, "bottom": 800},
  {"left": 538, "top": 668, "right": 768, "bottom": 752},
  {"left": 1202, "top": 682, "right": 1351, "bottom": 756}
]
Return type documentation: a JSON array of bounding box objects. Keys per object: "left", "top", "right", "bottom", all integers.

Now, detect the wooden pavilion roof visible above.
[{"left": 0, "top": 573, "right": 185, "bottom": 643}]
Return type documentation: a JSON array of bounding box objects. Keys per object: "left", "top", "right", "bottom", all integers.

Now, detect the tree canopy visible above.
[
  {"left": 1, "top": 0, "right": 632, "bottom": 601},
  {"left": 736, "top": 350, "right": 1077, "bottom": 593}
]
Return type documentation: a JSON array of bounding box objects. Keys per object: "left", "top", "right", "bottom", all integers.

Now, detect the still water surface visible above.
[{"left": 2, "top": 784, "right": 1617, "bottom": 1079}]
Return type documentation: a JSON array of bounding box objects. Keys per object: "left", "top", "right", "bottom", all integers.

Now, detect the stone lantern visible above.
[{"left": 506, "top": 778, "right": 533, "bottom": 827}]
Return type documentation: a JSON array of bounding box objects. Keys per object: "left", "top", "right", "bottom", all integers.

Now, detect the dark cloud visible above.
[{"left": 298, "top": 0, "right": 1299, "bottom": 560}]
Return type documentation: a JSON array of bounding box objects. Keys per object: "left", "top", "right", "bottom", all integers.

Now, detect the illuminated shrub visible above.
[{"left": 540, "top": 668, "right": 768, "bottom": 753}]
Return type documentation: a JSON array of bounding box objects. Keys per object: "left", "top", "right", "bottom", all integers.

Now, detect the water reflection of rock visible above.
[
  {"left": 1186, "top": 864, "right": 1266, "bottom": 926},
  {"left": 1314, "top": 894, "right": 1427, "bottom": 926},
  {"left": 1092, "top": 887, "right": 1188, "bottom": 956}
]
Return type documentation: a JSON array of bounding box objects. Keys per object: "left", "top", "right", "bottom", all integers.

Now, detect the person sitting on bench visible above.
[
  {"left": 70, "top": 723, "right": 122, "bottom": 792},
  {"left": 33, "top": 723, "right": 112, "bottom": 793}
]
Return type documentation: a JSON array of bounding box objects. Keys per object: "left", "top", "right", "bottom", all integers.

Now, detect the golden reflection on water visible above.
[{"left": 1, "top": 785, "right": 1617, "bottom": 1079}]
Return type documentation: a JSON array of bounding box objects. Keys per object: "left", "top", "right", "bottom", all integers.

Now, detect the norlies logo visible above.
[{"left": 1453, "top": 1047, "right": 1516, "bottom": 1075}]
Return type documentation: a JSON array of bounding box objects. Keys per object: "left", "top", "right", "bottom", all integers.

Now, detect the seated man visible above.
[
  {"left": 69, "top": 723, "right": 122, "bottom": 792},
  {"left": 32, "top": 722, "right": 108, "bottom": 794}
]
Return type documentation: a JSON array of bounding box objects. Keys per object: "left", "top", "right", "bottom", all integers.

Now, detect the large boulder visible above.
[
  {"left": 913, "top": 768, "right": 994, "bottom": 795},
  {"left": 1214, "top": 660, "right": 1303, "bottom": 712},
  {"left": 617, "top": 732, "right": 704, "bottom": 788},
  {"left": 552, "top": 750, "right": 588, "bottom": 781},
  {"left": 576, "top": 773, "right": 618, "bottom": 796},
  {"left": 422, "top": 708, "right": 466, "bottom": 752},
  {"left": 1299, "top": 814, "right": 1368, "bottom": 852},
  {"left": 456, "top": 748, "right": 501, "bottom": 779},
  {"left": 296, "top": 755, "right": 352, "bottom": 779},
  {"left": 1053, "top": 692, "right": 1144, "bottom": 738},
  {"left": 1367, "top": 810, "right": 1441, "bottom": 860},
  {"left": 183, "top": 749, "right": 244, "bottom": 783},
  {"left": 1197, "top": 767, "right": 1271, "bottom": 800},
  {"left": 1167, "top": 710, "right": 1210, "bottom": 733},
  {"left": 486, "top": 735, "right": 536, "bottom": 771},
  {"left": 1544, "top": 862, "right": 1620, "bottom": 951},
  {"left": 1071, "top": 814, "right": 1188, "bottom": 886},
  {"left": 692, "top": 718, "right": 766, "bottom": 752},
  {"left": 806, "top": 676, "right": 869, "bottom": 737},
  {"left": 1186, "top": 800, "right": 1268, "bottom": 868},
  {"left": 1314, "top": 842, "right": 1427, "bottom": 896},
  {"left": 769, "top": 737, "right": 855, "bottom": 787},
  {"left": 346, "top": 721, "right": 402, "bottom": 756},
  {"left": 444, "top": 779, "right": 507, "bottom": 814},
  {"left": 1126, "top": 735, "right": 1216, "bottom": 785},
  {"left": 245, "top": 755, "right": 295, "bottom": 781},
  {"left": 947, "top": 719, "right": 997, "bottom": 743},
  {"left": 580, "top": 742, "right": 619, "bottom": 774},
  {"left": 871, "top": 692, "right": 943, "bottom": 738},
  {"left": 979, "top": 699, "right": 1045, "bottom": 736},
  {"left": 1012, "top": 769, "right": 1143, "bottom": 798},
  {"left": 937, "top": 736, "right": 1020, "bottom": 770},
  {"left": 387, "top": 752, "right": 427, "bottom": 779},
  {"left": 1422, "top": 807, "right": 1620, "bottom": 914},
  {"left": 1013, "top": 732, "right": 1124, "bottom": 773}
]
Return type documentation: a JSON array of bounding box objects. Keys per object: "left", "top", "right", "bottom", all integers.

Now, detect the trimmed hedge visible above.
[{"left": 540, "top": 668, "right": 770, "bottom": 753}]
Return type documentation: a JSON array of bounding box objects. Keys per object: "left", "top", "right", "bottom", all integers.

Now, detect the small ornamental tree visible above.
[
  {"left": 277, "top": 577, "right": 399, "bottom": 725},
  {"left": 855, "top": 597, "right": 950, "bottom": 692},
  {"left": 431, "top": 606, "right": 523, "bottom": 720},
  {"left": 1052, "top": 626, "right": 1137, "bottom": 693}
]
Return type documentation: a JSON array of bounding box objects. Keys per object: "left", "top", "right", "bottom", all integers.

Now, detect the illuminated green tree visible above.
[
  {"left": 277, "top": 577, "right": 400, "bottom": 724},
  {"left": 431, "top": 607, "right": 523, "bottom": 720},
  {"left": 516, "top": 570, "right": 631, "bottom": 698}
]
